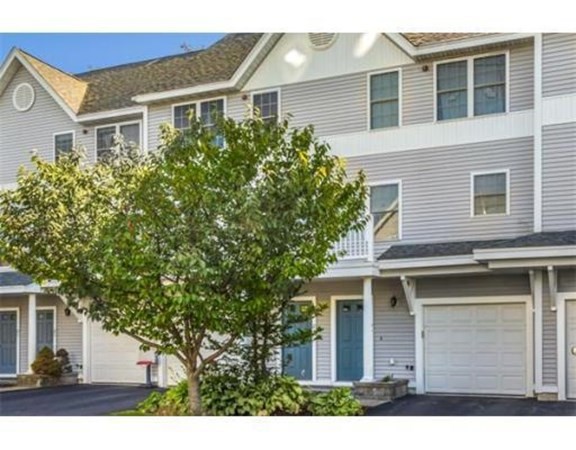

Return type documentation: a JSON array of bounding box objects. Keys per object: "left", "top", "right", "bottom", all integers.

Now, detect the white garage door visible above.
[
  {"left": 424, "top": 303, "right": 526, "bottom": 396},
  {"left": 567, "top": 301, "right": 576, "bottom": 399},
  {"left": 91, "top": 322, "right": 154, "bottom": 384}
]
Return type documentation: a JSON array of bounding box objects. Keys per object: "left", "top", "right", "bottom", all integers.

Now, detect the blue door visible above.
[
  {"left": 36, "top": 310, "right": 54, "bottom": 353},
  {"left": 0, "top": 311, "right": 17, "bottom": 374},
  {"left": 283, "top": 302, "right": 313, "bottom": 380},
  {"left": 337, "top": 300, "right": 363, "bottom": 381}
]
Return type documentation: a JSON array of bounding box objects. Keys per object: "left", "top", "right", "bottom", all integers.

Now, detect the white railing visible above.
[{"left": 333, "top": 218, "right": 373, "bottom": 261}]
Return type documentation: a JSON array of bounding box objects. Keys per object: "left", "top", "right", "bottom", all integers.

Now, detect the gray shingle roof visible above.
[
  {"left": 378, "top": 230, "right": 576, "bottom": 260},
  {"left": 0, "top": 271, "right": 33, "bottom": 287},
  {"left": 401, "top": 33, "right": 496, "bottom": 47}
]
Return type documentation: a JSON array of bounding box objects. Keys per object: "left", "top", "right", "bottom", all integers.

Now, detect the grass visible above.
[{"left": 110, "top": 410, "right": 149, "bottom": 416}]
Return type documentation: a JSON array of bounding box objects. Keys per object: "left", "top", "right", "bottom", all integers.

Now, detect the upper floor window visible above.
[
  {"left": 53, "top": 131, "right": 74, "bottom": 161},
  {"left": 370, "top": 182, "right": 400, "bottom": 241},
  {"left": 252, "top": 91, "right": 279, "bottom": 123},
  {"left": 370, "top": 71, "right": 400, "bottom": 129},
  {"left": 436, "top": 54, "right": 507, "bottom": 121},
  {"left": 96, "top": 122, "right": 141, "bottom": 161},
  {"left": 173, "top": 98, "right": 225, "bottom": 146},
  {"left": 471, "top": 170, "right": 509, "bottom": 216},
  {"left": 173, "top": 103, "right": 196, "bottom": 130}
]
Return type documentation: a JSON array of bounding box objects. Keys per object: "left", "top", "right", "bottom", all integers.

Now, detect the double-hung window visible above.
[
  {"left": 370, "top": 71, "right": 400, "bottom": 129},
  {"left": 173, "top": 98, "right": 225, "bottom": 146},
  {"left": 471, "top": 170, "right": 509, "bottom": 216},
  {"left": 173, "top": 103, "right": 196, "bottom": 130},
  {"left": 252, "top": 91, "right": 279, "bottom": 123},
  {"left": 53, "top": 131, "right": 74, "bottom": 161},
  {"left": 436, "top": 54, "right": 507, "bottom": 121},
  {"left": 96, "top": 122, "right": 141, "bottom": 161},
  {"left": 370, "top": 182, "right": 401, "bottom": 241}
]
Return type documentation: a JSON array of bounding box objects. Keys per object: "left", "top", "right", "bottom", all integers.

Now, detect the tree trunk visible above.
[{"left": 186, "top": 370, "right": 202, "bottom": 416}]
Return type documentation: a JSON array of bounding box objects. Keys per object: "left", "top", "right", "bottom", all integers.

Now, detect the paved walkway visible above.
[
  {"left": 0, "top": 384, "right": 159, "bottom": 416},
  {"left": 366, "top": 394, "right": 576, "bottom": 416}
]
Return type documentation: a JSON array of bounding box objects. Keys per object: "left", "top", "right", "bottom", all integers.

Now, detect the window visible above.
[
  {"left": 252, "top": 91, "right": 279, "bottom": 122},
  {"left": 96, "top": 122, "right": 141, "bottom": 161},
  {"left": 472, "top": 171, "right": 509, "bottom": 216},
  {"left": 370, "top": 71, "right": 400, "bottom": 129},
  {"left": 436, "top": 54, "right": 507, "bottom": 121},
  {"left": 370, "top": 183, "right": 400, "bottom": 241},
  {"left": 200, "top": 99, "right": 225, "bottom": 147},
  {"left": 173, "top": 103, "right": 196, "bottom": 130},
  {"left": 54, "top": 131, "right": 74, "bottom": 160}
]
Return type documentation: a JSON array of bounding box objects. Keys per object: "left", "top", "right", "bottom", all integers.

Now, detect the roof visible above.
[
  {"left": 401, "top": 33, "right": 495, "bottom": 47},
  {"left": 0, "top": 271, "right": 32, "bottom": 287},
  {"left": 74, "top": 33, "right": 263, "bottom": 114},
  {"left": 378, "top": 230, "right": 576, "bottom": 260}
]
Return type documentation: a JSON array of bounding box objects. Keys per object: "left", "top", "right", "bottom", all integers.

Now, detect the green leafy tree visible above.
[{"left": 0, "top": 115, "right": 367, "bottom": 415}]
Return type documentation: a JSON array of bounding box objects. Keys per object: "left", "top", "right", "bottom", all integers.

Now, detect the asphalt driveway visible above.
[
  {"left": 0, "top": 384, "right": 160, "bottom": 416},
  {"left": 367, "top": 394, "right": 576, "bottom": 416}
]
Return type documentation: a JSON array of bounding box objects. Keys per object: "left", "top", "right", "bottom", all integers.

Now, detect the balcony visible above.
[{"left": 333, "top": 219, "right": 373, "bottom": 261}]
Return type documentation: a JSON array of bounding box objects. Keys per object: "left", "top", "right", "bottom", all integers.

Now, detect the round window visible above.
[{"left": 13, "top": 83, "right": 35, "bottom": 112}]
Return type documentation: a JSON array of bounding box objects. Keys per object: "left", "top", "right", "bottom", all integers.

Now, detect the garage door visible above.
[
  {"left": 424, "top": 303, "right": 526, "bottom": 396},
  {"left": 567, "top": 301, "right": 576, "bottom": 399},
  {"left": 91, "top": 322, "right": 154, "bottom": 384}
]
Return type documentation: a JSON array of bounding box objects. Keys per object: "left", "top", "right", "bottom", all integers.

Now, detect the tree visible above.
[{"left": 0, "top": 115, "right": 367, "bottom": 415}]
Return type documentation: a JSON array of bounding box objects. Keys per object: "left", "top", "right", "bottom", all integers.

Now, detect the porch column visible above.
[
  {"left": 81, "top": 314, "right": 92, "bottom": 383},
  {"left": 361, "top": 277, "right": 375, "bottom": 381},
  {"left": 27, "top": 293, "right": 36, "bottom": 372}
]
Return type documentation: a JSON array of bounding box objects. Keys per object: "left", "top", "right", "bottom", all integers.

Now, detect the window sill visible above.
[{"left": 434, "top": 111, "right": 510, "bottom": 124}]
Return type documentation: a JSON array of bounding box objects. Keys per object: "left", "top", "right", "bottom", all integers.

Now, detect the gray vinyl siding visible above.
[
  {"left": 281, "top": 72, "right": 367, "bottom": 136},
  {"left": 542, "top": 123, "right": 576, "bottom": 231},
  {"left": 227, "top": 93, "right": 249, "bottom": 122},
  {"left": 147, "top": 103, "right": 171, "bottom": 151},
  {"left": 542, "top": 272, "right": 557, "bottom": 385},
  {"left": 510, "top": 44, "right": 535, "bottom": 112},
  {"left": 346, "top": 137, "right": 534, "bottom": 250},
  {"left": 402, "top": 64, "right": 433, "bottom": 125},
  {"left": 559, "top": 268, "right": 576, "bottom": 292},
  {"left": 416, "top": 274, "right": 531, "bottom": 298},
  {"left": 543, "top": 33, "right": 576, "bottom": 97},
  {"left": 0, "top": 67, "right": 91, "bottom": 184}
]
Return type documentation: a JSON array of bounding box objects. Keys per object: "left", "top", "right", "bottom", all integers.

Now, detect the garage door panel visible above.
[
  {"left": 424, "top": 303, "right": 526, "bottom": 396},
  {"left": 567, "top": 301, "right": 576, "bottom": 399}
]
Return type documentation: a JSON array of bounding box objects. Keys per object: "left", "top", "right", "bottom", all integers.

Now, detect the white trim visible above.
[
  {"left": 142, "top": 105, "right": 149, "bottom": 153},
  {"left": 487, "top": 258, "right": 576, "bottom": 270},
  {"left": 170, "top": 96, "right": 227, "bottom": 129},
  {"left": 27, "top": 294, "right": 36, "bottom": 373},
  {"left": 330, "top": 295, "right": 363, "bottom": 383},
  {"left": 284, "top": 295, "right": 318, "bottom": 382},
  {"left": 250, "top": 88, "right": 281, "bottom": 122},
  {"left": 369, "top": 179, "right": 402, "bottom": 242},
  {"left": 414, "top": 295, "right": 533, "bottom": 396},
  {"left": 542, "top": 93, "right": 576, "bottom": 126},
  {"left": 400, "top": 276, "right": 416, "bottom": 315},
  {"left": 0, "top": 307, "right": 20, "bottom": 376},
  {"left": 76, "top": 106, "right": 145, "bottom": 123},
  {"left": 81, "top": 315, "right": 92, "bottom": 384},
  {"left": 361, "top": 278, "right": 374, "bottom": 381},
  {"left": 94, "top": 120, "right": 143, "bottom": 160},
  {"left": 380, "top": 255, "right": 479, "bottom": 270},
  {"left": 474, "top": 246, "right": 576, "bottom": 261},
  {"left": 557, "top": 294, "right": 576, "bottom": 401},
  {"left": 36, "top": 306, "right": 57, "bottom": 352},
  {"left": 470, "top": 169, "right": 510, "bottom": 217},
  {"left": 12, "top": 82, "right": 35, "bottom": 112},
  {"left": 367, "top": 68, "right": 402, "bottom": 131},
  {"left": 533, "top": 270, "right": 544, "bottom": 391},
  {"left": 319, "top": 263, "right": 380, "bottom": 279},
  {"left": 433, "top": 51, "right": 510, "bottom": 123},
  {"left": 533, "top": 33, "right": 543, "bottom": 233},
  {"left": 52, "top": 130, "right": 76, "bottom": 161},
  {"left": 380, "top": 265, "right": 492, "bottom": 278}
]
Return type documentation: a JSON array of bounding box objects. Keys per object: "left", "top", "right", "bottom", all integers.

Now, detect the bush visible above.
[
  {"left": 55, "top": 348, "right": 73, "bottom": 374},
  {"left": 308, "top": 388, "right": 363, "bottom": 416},
  {"left": 31, "top": 347, "right": 62, "bottom": 378}
]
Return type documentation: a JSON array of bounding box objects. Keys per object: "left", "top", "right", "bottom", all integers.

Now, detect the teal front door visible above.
[
  {"left": 36, "top": 310, "right": 54, "bottom": 353},
  {"left": 283, "top": 302, "right": 313, "bottom": 380},
  {"left": 336, "top": 300, "right": 363, "bottom": 381},
  {"left": 0, "top": 311, "right": 17, "bottom": 374}
]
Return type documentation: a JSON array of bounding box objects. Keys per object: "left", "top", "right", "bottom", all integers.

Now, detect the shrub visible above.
[
  {"left": 31, "top": 347, "right": 62, "bottom": 378},
  {"left": 55, "top": 348, "right": 73, "bottom": 373},
  {"left": 308, "top": 388, "right": 363, "bottom": 416}
]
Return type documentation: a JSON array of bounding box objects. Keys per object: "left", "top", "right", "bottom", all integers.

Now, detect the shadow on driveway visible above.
[
  {"left": 366, "top": 394, "right": 576, "bottom": 416},
  {"left": 0, "top": 384, "right": 161, "bottom": 416}
]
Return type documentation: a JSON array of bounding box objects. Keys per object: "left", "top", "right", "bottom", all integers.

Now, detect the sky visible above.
[{"left": 0, "top": 33, "right": 226, "bottom": 74}]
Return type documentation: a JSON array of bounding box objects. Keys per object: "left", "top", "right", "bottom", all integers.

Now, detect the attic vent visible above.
[
  {"left": 307, "top": 33, "right": 337, "bottom": 50},
  {"left": 13, "top": 83, "right": 35, "bottom": 112}
]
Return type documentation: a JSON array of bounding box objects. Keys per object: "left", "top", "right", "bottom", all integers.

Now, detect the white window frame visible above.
[
  {"left": 367, "top": 68, "right": 403, "bottom": 131},
  {"left": 369, "top": 179, "right": 403, "bottom": 241},
  {"left": 94, "top": 120, "right": 143, "bottom": 160},
  {"left": 433, "top": 51, "right": 510, "bottom": 122},
  {"left": 470, "top": 169, "right": 510, "bottom": 218},
  {"left": 171, "top": 96, "right": 227, "bottom": 129},
  {"left": 0, "top": 307, "right": 20, "bottom": 376},
  {"left": 36, "top": 306, "right": 57, "bottom": 353},
  {"left": 250, "top": 88, "right": 281, "bottom": 122},
  {"left": 52, "top": 130, "right": 76, "bottom": 161}
]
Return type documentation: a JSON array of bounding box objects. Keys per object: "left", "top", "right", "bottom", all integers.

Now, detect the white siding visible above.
[
  {"left": 402, "top": 64, "right": 433, "bottom": 126},
  {"left": 543, "top": 33, "right": 576, "bottom": 97},
  {"left": 147, "top": 103, "right": 172, "bottom": 151},
  {"left": 510, "top": 44, "right": 535, "bottom": 112}
]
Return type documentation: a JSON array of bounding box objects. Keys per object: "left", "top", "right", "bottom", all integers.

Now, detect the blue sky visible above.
[{"left": 0, "top": 33, "right": 225, "bottom": 74}]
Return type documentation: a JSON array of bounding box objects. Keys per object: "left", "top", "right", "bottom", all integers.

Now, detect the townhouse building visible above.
[{"left": 0, "top": 33, "right": 574, "bottom": 400}]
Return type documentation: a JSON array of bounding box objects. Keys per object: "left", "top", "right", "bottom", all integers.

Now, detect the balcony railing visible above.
[{"left": 333, "top": 216, "right": 373, "bottom": 261}]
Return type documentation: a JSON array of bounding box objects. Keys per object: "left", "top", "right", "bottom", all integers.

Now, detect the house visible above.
[{"left": 0, "top": 33, "right": 574, "bottom": 400}]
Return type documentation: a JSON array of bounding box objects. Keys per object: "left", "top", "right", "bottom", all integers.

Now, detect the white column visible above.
[
  {"left": 27, "top": 293, "right": 37, "bottom": 372},
  {"left": 533, "top": 33, "right": 543, "bottom": 232},
  {"left": 81, "top": 314, "right": 92, "bottom": 383},
  {"left": 533, "top": 270, "right": 543, "bottom": 392},
  {"left": 361, "top": 277, "right": 375, "bottom": 381},
  {"left": 157, "top": 354, "right": 169, "bottom": 388}
]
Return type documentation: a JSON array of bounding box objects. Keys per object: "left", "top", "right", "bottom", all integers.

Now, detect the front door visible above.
[
  {"left": 283, "top": 302, "right": 313, "bottom": 380},
  {"left": 336, "top": 300, "right": 363, "bottom": 381},
  {"left": 567, "top": 300, "right": 576, "bottom": 399},
  {"left": 36, "top": 310, "right": 54, "bottom": 354},
  {"left": 0, "top": 311, "right": 17, "bottom": 374}
]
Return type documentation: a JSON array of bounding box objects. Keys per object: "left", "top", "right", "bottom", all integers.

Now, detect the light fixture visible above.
[
  {"left": 64, "top": 307, "right": 71, "bottom": 317},
  {"left": 390, "top": 296, "right": 398, "bottom": 308}
]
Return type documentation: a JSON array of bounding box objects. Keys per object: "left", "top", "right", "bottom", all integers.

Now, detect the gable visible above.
[{"left": 243, "top": 33, "right": 414, "bottom": 91}]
